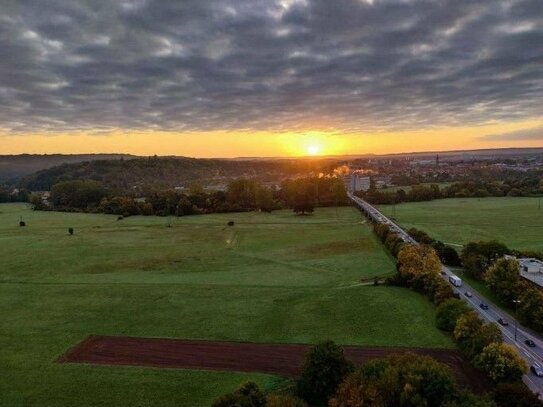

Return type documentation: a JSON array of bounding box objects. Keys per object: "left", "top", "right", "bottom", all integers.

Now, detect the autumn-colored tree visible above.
[
  {"left": 475, "top": 343, "right": 526, "bottom": 384},
  {"left": 484, "top": 258, "right": 524, "bottom": 305},
  {"left": 453, "top": 311, "right": 503, "bottom": 360},
  {"left": 396, "top": 245, "right": 442, "bottom": 293},
  {"left": 330, "top": 353, "right": 459, "bottom": 407},
  {"left": 328, "top": 372, "right": 384, "bottom": 407}
]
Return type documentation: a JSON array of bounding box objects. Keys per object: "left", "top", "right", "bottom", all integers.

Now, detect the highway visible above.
[{"left": 348, "top": 192, "right": 543, "bottom": 397}]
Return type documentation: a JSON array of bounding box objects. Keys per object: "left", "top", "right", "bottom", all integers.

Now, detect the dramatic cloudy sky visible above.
[{"left": 1, "top": 0, "right": 542, "bottom": 156}]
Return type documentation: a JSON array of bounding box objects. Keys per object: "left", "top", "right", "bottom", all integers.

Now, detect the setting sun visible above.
[{"left": 307, "top": 145, "right": 320, "bottom": 155}]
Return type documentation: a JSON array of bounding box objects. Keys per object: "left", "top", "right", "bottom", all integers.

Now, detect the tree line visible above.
[
  {"left": 212, "top": 340, "right": 538, "bottom": 407},
  {"left": 371, "top": 222, "right": 531, "bottom": 396},
  {"left": 0, "top": 187, "right": 29, "bottom": 203},
  {"left": 31, "top": 176, "right": 348, "bottom": 216},
  {"left": 360, "top": 179, "right": 543, "bottom": 205}
]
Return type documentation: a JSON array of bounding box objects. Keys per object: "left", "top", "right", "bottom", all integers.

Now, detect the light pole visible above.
[{"left": 513, "top": 299, "right": 521, "bottom": 341}]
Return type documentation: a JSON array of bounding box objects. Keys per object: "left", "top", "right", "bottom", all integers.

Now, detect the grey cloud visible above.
[
  {"left": 478, "top": 126, "right": 543, "bottom": 141},
  {"left": 0, "top": 0, "right": 542, "bottom": 133}
]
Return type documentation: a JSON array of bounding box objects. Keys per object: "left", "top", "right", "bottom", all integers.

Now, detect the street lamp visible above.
[{"left": 512, "top": 299, "right": 521, "bottom": 341}]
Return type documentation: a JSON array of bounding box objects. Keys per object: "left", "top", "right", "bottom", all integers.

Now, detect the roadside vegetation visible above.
[{"left": 371, "top": 221, "right": 534, "bottom": 401}]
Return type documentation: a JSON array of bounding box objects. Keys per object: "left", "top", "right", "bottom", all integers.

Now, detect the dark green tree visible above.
[{"left": 297, "top": 341, "right": 354, "bottom": 406}]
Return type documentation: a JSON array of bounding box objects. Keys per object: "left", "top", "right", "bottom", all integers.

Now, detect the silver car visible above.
[{"left": 531, "top": 365, "right": 543, "bottom": 377}]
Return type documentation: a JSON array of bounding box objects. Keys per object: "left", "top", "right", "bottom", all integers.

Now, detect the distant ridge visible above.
[
  {"left": 2, "top": 147, "right": 543, "bottom": 185},
  {"left": 0, "top": 154, "right": 136, "bottom": 182}
]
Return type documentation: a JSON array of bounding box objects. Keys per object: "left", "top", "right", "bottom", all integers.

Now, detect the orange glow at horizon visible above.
[{"left": 1, "top": 119, "right": 542, "bottom": 157}]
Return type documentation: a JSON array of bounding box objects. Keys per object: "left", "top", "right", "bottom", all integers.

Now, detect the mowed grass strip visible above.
[
  {"left": 378, "top": 197, "right": 543, "bottom": 252},
  {"left": 0, "top": 204, "right": 452, "bottom": 407}
]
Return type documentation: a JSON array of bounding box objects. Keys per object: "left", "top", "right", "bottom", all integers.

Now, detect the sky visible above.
[{"left": 1, "top": 0, "right": 542, "bottom": 157}]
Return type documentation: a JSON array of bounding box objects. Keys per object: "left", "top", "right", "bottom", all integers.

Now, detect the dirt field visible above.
[{"left": 58, "top": 336, "right": 488, "bottom": 393}]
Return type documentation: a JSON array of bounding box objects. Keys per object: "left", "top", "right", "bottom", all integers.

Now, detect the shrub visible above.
[
  {"left": 227, "top": 221, "right": 235, "bottom": 226},
  {"left": 68, "top": 227, "right": 74, "bottom": 235},
  {"left": 436, "top": 299, "right": 470, "bottom": 332},
  {"left": 212, "top": 381, "right": 266, "bottom": 407}
]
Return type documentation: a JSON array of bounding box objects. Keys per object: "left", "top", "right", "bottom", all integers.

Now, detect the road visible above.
[{"left": 348, "top": 192, "right": 543, "bottom": 397}]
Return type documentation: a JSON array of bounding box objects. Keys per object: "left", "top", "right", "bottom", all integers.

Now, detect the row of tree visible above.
[
  {"left": 374, "top": 225, "right": 456, "bottom": 306},
  {"left": 361, "top": 180, "right": 543, "bottom": 205},
  {"left": 34, "top": 176, "right": 348, "bottom": 217},
  {"left": 407, "top": 227, "right": 461, "bottom": 266},
  {"left": 213, "top": 341, "right": 539, "bottom": 407},
  {"left": 371, "top": 221, "right": 531, "bottom": 393}
]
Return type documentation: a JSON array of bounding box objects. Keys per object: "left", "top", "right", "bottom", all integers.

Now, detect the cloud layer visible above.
[
  {"left": 479, "top": 125, "right": 543, "bottom": 141},
  {"left": 1, "top": 0, "right": 542, "bottom": 133}
]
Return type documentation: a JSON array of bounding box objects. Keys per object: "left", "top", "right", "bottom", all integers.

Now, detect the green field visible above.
[
  {"left": 0, "top": 204, "right": 452, "bottom": 407},
  {"left": 378, "top": 197, "right": 543, "bottom": 251}
]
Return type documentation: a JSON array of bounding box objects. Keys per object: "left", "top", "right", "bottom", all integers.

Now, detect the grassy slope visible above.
[
  {"left": 378, "top": 197, "right": 543, "bottom": 252},
  {"left": 0, "top": 204, "right": 451, "bottom": 407}
]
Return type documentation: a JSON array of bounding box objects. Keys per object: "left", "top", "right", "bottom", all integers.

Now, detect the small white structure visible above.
[
  {"left": 506, "top": 256, "right": 543, "bottom": 287},
  {"left": 518, "top": 258, "right": 543, "bottom": 274}
]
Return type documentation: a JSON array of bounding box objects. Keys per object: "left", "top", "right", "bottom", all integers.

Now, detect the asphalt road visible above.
[{"left": 348, "top": 192, "right": 543, "bottom": 397}]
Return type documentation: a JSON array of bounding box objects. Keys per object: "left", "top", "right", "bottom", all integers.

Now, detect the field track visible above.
[{"left": 58, "top": 335, "right": 488, "bottom": 393}]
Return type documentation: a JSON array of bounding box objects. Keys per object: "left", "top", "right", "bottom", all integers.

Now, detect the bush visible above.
[
  {"left": 212, "top": 381, "right": 266, "bottom": 407},
  {"left": 436, "top": 299, "right": 470, "bottom": 332},
  {"left": 227, "top": 221, "right": 235, "bottom": 226},
  {"left": 19, "top": 221, "right": 26, "bottom": 227},
  {"left": 68, "top": 227, "right": 74, "bottom": 235},
  {"left": 297, "top": 341, "right": 354, "bottom": 406}
]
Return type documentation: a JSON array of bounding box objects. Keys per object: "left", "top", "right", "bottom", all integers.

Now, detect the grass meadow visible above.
[
  {"left": 378, "top": 197, "right": 543, "bottom": 252},
  {"left": 0, "top": 203, "right": 452, "bottom": 407}
]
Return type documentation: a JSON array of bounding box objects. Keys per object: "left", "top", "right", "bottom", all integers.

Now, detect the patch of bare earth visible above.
[{"left": 58, "top": 336, "right": 488, "bottom": 394}]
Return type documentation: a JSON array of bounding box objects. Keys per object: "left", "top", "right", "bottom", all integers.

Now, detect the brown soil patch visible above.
[{"left": 58, "top": 336, "right": 488, "bottom": 394}]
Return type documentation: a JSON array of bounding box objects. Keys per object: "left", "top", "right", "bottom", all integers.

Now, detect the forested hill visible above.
[
  {"left": 0, "top": 154, "right": 135, "bottom": 183},
  {"left": 20, "top": 156, "right": 340, "bottom": 192}
]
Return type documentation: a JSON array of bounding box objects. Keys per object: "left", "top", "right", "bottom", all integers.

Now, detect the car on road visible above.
[
  {"left": 480, "top": 303, "right": 489, "bottom": 310},
  {"left": 498, "top": 318, "right": 509, "bottom": 326},
  {"left": 531, "top": 365, "right": 543, "bottom": 377},
  {"left": 525, "top": 339, "right": 536, "bottom": 347},
  {"left": 465, "top": 291, "right": 473, "bottom": 298}
]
